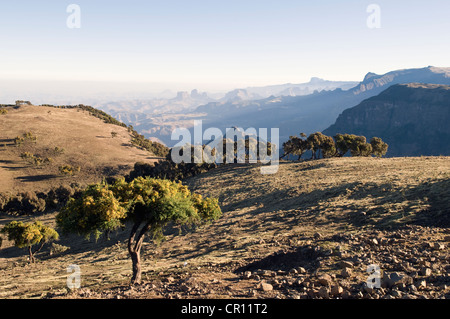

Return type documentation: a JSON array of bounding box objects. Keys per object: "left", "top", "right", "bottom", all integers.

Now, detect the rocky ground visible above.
[{"left": 45, "top": 225, "right": 450, "bottom": 300}]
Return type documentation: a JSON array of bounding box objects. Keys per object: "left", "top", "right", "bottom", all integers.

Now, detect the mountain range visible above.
[
  {"left": 323, "top": 83, "right": 450, "bottom": 157},
  {"left": 194, "top": 66, "right": 450, "bottom": 145}
]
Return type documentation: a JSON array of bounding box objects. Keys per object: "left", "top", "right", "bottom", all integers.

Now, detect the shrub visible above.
[
  {"left": 57, "top": 177, "right": 221, "bottom": 284},
  {"left": 0, "top": 221, "right": 59, "bottom": 263},
  {"left": 130, "top": 131, "right": 169, "bottom": 158},
  {"left": 0, "top": 109, "right": 8, "bottom": 115},
  {"left": 370, "top": 137, "right": 389, "bottom": 158},
  {"left": 59, "top": 165, "right": 81, "bottom": 176}
]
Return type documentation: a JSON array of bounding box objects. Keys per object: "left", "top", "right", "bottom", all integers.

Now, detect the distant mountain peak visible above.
[
  {"left": 309, "top": 77, "right": 325, "bottom": 83},
  {"left": 363, "top": 72, "right": 378, "bottom": 81}
]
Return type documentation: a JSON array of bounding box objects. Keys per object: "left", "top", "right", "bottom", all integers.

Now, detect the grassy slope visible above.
[
  {"left": 0, "top": 105, "right": 161, "bottom": 195},
  {"left": 0, "top": 157, "right": 449, "bottom": 298}
]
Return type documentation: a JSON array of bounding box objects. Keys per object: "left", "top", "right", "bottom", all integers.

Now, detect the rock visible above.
[
  {"left": 313, "top": 232, "right": 322, "bottom": 239},
  {"left": 416, "top": 280, "right": 427, "bottom": 290},
  {"left": 262, "top": 270, "right": 276, "bottom": 278},
  {"left": 294, "top": 278, "right": 304, "bottom": 287},
  {"left": 382, "top": 272, "right": 404, "bottom": 288},
  {"left": 444, "top": 236, "right": 450, "bottom": 242},
  {"left": 331, "top": 285, "right": 343, "bottom": 296},
  {"left": 420, "top": 267, "right": 432, "bottom": 277},
  {"left": 297, "top": 267, "right": 307, "bottom": 274},
  {"left": 289, "top": 268, "right": 298, "bottom": 275},
  {"left": 242, "top": 271, "right": 252, "bottom": 279},
  {"left": 338, "top": 261, "right": 354, "bottom": 269},
  {"left": 259, "top": 282, "right": 273, "bottom": 292},
  {"left": 363, "top": 284, "right": 376, "bottom": 294},
  {"left": 317, "top": 274, "right": 332, "bottom": 286},
  {"left": 251, "top": 274, "right": 261, "bottom": 281},
  {"left": 180, "top": 284, "right": 190, "bottom": 292},
  {"left": 341, "top": 268, "right": 352, "bottom": 278},
  {"left": 318, "top": 286, "right": 330, "bottom": 299},
  {"left": 391, "top": 290, "right": 403, "bottom": 298},
  {"left": 165, "top": 276, "right": 175, "bottom": 283}
]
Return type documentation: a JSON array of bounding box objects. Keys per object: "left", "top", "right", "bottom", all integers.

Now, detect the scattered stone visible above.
[
  {"left": 341, "top": 268, "right": 352, "bottom": 278},
  {"left": 289, "top": 268, "right": 298, "bottom": 275},
  {"left": 259, "top": 282, "right": 273, "bottom": 292},
  {"left": 317, "top": 274, "right": 332, "bottom": 286},
  {"left": 420, "top": 267, "right": 432, "bottom": 277},
  {"left": 338, "top": 261, "right": 354, "bottom": 269},
  {"left": 313, "top": 232, "right": 322, "bottom": 239},
  {"left": 318, "top": 286, "right": 330, "bottom": 299},
  {"left": 416, "top": 280, "right": 427, "bottom": 290},
  {"left": 331, "top": 285, "right": 343, "bottom": 296},
  {"left": 242, "top": 271, "right": 252, "bottom": 279},
  {"left": 382, "top": 272, "right": 404, "bottom": 288},
  {"left": 297, "top": 267, "right": 306, "bottom": 274}
]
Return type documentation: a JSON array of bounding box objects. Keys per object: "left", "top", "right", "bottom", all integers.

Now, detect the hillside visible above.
[
  {"left": 1, "top": 157, "right": 449, "bottom": 299},
  {"left": 323, "top": 83, "right": 450, "bottom": 157},
  {"left": 0, "top": 104, "right": 161, "bottom": 195}
]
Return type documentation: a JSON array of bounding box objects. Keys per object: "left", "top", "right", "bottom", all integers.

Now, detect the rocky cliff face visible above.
[{"left": 323, "top": 83, "right": 450, "bottom": 157}]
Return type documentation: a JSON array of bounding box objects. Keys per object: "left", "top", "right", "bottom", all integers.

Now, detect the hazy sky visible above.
[{"left": 0, "top": 0, "right": 449, "bottom": 93}]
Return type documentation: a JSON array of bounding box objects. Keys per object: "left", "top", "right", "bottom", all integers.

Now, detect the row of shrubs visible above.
[
  {"left": 0, "top": 185, "right": 80, "bottom": 216},
  {"left": 127, "top": 138, "right": 274, "bottom": 181},
  {"left": 129, "top": 128, "right": 169, "bottom": 158},
  {"left": 282, "top": 132, "right": 389, "bottom": 160}
]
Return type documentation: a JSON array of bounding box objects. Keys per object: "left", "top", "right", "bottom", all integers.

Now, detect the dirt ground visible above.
[{"left": 1, "top": 157, "right": 449, "bottom": 299}]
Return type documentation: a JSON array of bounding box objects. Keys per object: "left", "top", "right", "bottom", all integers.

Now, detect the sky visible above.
[{"left": 0, "top": 0, "right": 449, "bottom": 97}]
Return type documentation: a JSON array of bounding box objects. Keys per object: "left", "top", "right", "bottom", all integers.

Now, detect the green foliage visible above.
[
  {"left": 130, "top": 130, "right": 169, "bottom": 158},
  {"left": 1, "top": 192, "right": 46, "bottom": 215},
  {"left": 0, "top": 108, "right": 8, "bottom": 115},
  {"left": 20, "top": 153, "right": 53, "bottom": 167},
  {"left": 282, "top": 134, "right": 308, "bottom": 159},
  {"left": 14, "top": 132, "right": 37, "bottom": 147},
  {"left": 128, "top": 160, "right": 217, "bottom": 182},
  {"left": 371, "top": 137, "right": 389, "bottom": 158},
  {"left": 59, "top": 165, "right": 81, "bottom": 176},
  {"left": 57, "top": 177, "right": 221, "bottom": 241},
  {"left": 56, "top": 177, "right": 222, "bottom": 283},
  {"left": 0, "top": 221, "right": 58, "bottom": 262},
  {"left": 283, "top": 133, "right": 389, "bottom": 161},
  {"left": 306, "top": 132, "right": 337, "bottom": 159},
  {"left": 53, "top": 146, "right": 65, "bottom": 155},
  {"left": 56, "top": 183, "right": 127, "bottom": 241}
]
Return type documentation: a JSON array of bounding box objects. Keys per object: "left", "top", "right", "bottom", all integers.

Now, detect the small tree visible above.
[
  {"left": 282, "top": 135, "right": 308, "bottom": 160},
  {"left": 0, "top": 221, "right": 59, "bottom": 263},
  {"left": 370, "top": 137, "right": 389, "bottom": 158},
  {"left": 57, "top": 177, "right": 222, "bottom": 284},
  {"left": 306, "top": 132, "right": 337, "bottom": 159}
]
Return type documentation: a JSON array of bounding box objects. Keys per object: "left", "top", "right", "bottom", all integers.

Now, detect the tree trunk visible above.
[
  {"left": 130, "top": 249, "right": 142, "bottom": 284},
  {"left": 128, "top": 220, "right": 152, "bottom": 285},
  {"left": 28, "top": 246, "right": 35, "bottom": 263}
]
